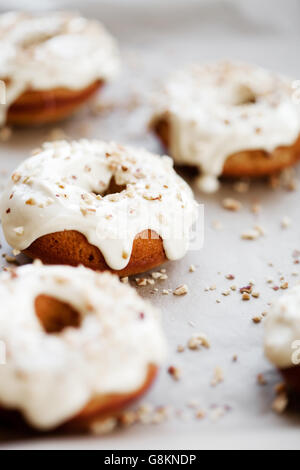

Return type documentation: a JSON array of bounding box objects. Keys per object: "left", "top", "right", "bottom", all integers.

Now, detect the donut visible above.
[
  {"left": 0, "top": 11, "right": 120, "bottom": 127},
  {"left": 151, "top": 61, "right": 300, "bottom": 193},
  {"left": 264, "top": 285, "right": 300, "bottom": 393},
  {"left": 0, "top": 140, "right": 198, "bottom": 276},
  {"left": 0, "top": 263, "right": 166, "bottom": 431}
]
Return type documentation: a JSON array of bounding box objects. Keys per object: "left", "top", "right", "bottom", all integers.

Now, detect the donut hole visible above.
[
  {"left": 94, "top": 176, "right": 127, "bottom": 197},
  {"left": 233, "top": 85, "right": 257, "bottom": 106},
  {"left": 35, "top": 294, "right": 81, "bottom": 334}
]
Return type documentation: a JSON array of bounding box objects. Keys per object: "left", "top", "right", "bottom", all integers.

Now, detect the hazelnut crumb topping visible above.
[
  {"left": 188, "top": 334, "right": 210, "bottom": 350},
  {"left": 222, "top": 198, "right": 242, "bottom": 212},
  {"left": 211, "top": 366, "right": 224, "bottom": 387},
  {"left": 257, "top": 374, "right": 267, "bottom": 385},
  {"left": 173, "top": 284, "right": 189, "bottom": 296},
  {"left": 272, "top": 393, "right": 288, "bottom": 414},
  {"left": 168, "top": 365, "right": 181, "bottom": 381}
]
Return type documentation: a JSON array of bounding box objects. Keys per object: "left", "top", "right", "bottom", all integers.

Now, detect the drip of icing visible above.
[
  {"left": 0, "top": 11, "right": 120, "bottom": 126},
  {"left": 153, "top": 61, "right": 300, "bottom": 192},
  {"left": 265, "top": 285, "right": 300, "bottom": 369},
  {"left": 0, "top": 264, "right": 166, "bottom": 429},
  {"left": 196, "top": 174, "right": 220, "bottom": 194},
  {"left": 0, "top": 140, "right": 199, "bottom": 271}
]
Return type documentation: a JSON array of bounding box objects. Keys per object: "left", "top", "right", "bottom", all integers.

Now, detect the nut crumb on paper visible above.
[
  {"left": 168, "top": 365, "right": 181, "bottom": 381},
  {"left": 173, "top": 284, "right": 189, "bottom": 296},
  {"left": 188, "top": 334, "right": 210, "bottom": 350},
  {"left": 211, "top": 367, "right": 224, "bottom": 387},
  {"left": 272, "top": 393, "right": 288, "bottom": 414},
  {"left": 222, "top": 198, "right": 242, "bottom": 212}
]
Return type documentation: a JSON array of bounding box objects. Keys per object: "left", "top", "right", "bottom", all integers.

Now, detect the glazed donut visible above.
[
  {"left": 0, "top": 264, "right": 166, "bottom": 431},
  {"left": 0, "top": 140, "right": 198, "bottom": 276},
  {"left": 264, "top": 285, "right": 300, "bottom": 393},
  {"left": 0, "top": 11, "right": 119, "bottom": 126},
  {"left": 151, "top": 61, "right": 300, "bottom": 193}
]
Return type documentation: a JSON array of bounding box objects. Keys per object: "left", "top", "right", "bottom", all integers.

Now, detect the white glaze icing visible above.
[
  {"left": 0, "top": 11, "right": 120, "bottom": 125},
  {"left": 0, "top": 140, "right": 198, "bottom": 270},
  {"left": 0, "top": 263, "right": 166, "bottom": 430},
  {"left": 153, "top": 61, "right": 300, "bottom": 193},
  {"left": 265, "top": 285, "right": 300, "bottom": 369}
]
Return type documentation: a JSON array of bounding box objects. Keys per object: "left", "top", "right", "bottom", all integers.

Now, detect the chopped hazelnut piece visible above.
[
  {"left": 173, "top": 284, "right": 189, "bottom": 296},
  {"left": 211, "top": 366, "right": 224, "bottom": 387},
  {"left": 281, "top": 217, "right": 291, "bottom": 229},
  {"left": 240, "top": 285, "right": 252, "bottom": 294},
  {"left": 90, "top": 417, "right": 118, "bottom": 435},
  {"left": 255, "top": 225, "right": 265, "bottom": 236},
  {"left": 25, "top": 198, "right": 36, "bottom": 206},
  {"left": 188, "top": 334, "right": 210, "bottom": 350},
  {"left": 233, "top": 181, "right": 249, "bottom": 193},
  {"left": 222, "top": 290, "right": 231, "bottom": 297},
  {"left": 168, "top": 366, "right": 181, "bottom": 381},
  {"left": 12, "top": 172, "right": 21, "bottom": 183},
  {"left": 241, "top": 229, "right": 260, "bottom": 241},
  {"left": 242, "top": 293, "right": 251, "bottom": 301},
  {"left": 272, "top": 393, "right": 288, "bottom": 414},
  {"left": 257, "top": 374, "right": 267, "bottom": 386},
  {"left": 222, "top": 198, "right": 242, "bottom": 212},
  {"left": 119, "top": 410, "right": 138, "bottom": 427},
  {"left": 135, "top": 278, "right": 147, "bottom": 287},
  {"left": 195, "top": 410, "right": 206, "bottom": 420},
  {"left": 152, "top": 272, "right": 168, "bottom": 281},
  {"left": 252, "top": 292, "right": 260, "bottom": 299}
]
